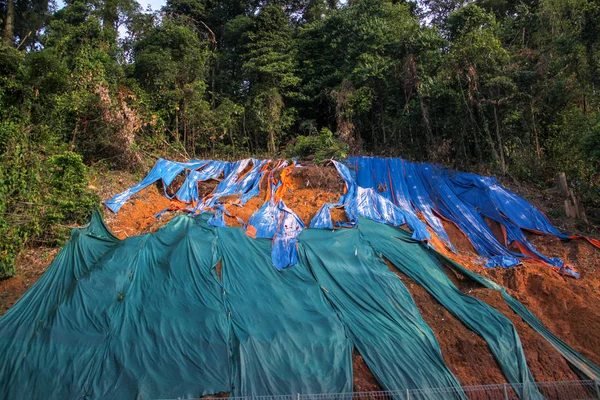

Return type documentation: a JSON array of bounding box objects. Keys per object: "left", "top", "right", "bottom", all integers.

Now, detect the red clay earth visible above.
[{"left": 1, "top": 163, "right": 600, "bottom": 394}]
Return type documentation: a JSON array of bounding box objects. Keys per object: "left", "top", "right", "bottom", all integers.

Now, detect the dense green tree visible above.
[
  {"left": 242, "top": 4, "right": 299, "bottom": 153},
  {"left": 132, "top": 13, "right": 213, "bottom": 150}
]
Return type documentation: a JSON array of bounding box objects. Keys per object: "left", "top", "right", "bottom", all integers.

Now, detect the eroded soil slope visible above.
[{"left": 1, "top": 163, "right": 600, "bottom": 391}]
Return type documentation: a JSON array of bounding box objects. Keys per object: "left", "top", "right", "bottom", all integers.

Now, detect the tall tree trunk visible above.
[
  {"left": 476, "top": 102, "right": 500, "bottom": 169},
  {"left": 174, "top": 107, "right": 179, "bottom": 143},
  {"left": 182, "top": 104, "right": 187, "bottom": 150},
  {"left": 3, "top": 0, "right": 14, "bottom": 46},
  {"left": 268, "top": 130, "right": 275, "bottom": 154},
  {"left": 419, "top": 94, "right": 434, "bottom": 157},
  {"left": 493, "top": 103, "right": 506, "bottom": 174},
  {"left": 531, "top": 101, "right": 541, "bottom": 160}
]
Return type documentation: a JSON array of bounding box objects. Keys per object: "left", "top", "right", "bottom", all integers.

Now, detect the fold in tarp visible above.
[
  {"left": 3, "top": 212, "right": 600, "bottom": 398},
  {"left": 105, "top": 158, "right": 271, "bottom": 214},
  {"left": 106, "top": 156, "right": 598, "bottom": 275},
  {"left": 310, "top": 161, "right": 431, "bottom": 242},
  {"left": 0, "top": 212, "right": 352, "bottom": 399},
  {"left": 217, "top": 225, "right": 352, "bottom": 396},
  {"left": 346, "top": 156, "right": 599, "bottom": 276},
  {"left": 0, "top": 213, "right": 231, "bottom": 399},
  {"left": 358, "top": 218, "right": 542, "bottom": 399},
  {"left": 299, "top": 228, "right": 465, "bottom": 399},
  {"left": 433, "top": 250, "right": 600, "bottom": 381},
  {"left": 105, "top": 158, "right": 209, "bottom": 212},
  {"left": 247, "top": 174, "right": 306, "bottom": 270}
]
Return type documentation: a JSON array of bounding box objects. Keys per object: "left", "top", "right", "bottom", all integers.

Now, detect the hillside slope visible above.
[{"left": 1, "top": 162, "right": 599, "bottom": 392}]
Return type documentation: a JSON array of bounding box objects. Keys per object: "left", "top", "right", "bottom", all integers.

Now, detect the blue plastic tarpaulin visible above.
[
  {"left": 344, "top": 156, "right": 600, "bottom": 276},
  {"left": 106, "top": 156, "right": 599, "bottom": 275}
]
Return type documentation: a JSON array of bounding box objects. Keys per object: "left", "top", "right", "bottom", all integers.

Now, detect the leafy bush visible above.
[
  {"left": 44, "top": 152, "right": 99, "bottom": 245},
  {"left": 285, "top": 128, "right": 349, "bottom": 163},
  {"left": 0, "top": 122, "right": 99, "bottom": 279},
  {"left": 546, "top": 107, "right": 600, "bottom": 211}
]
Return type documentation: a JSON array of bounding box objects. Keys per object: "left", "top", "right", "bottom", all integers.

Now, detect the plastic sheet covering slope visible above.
[
  {"left": 175, "top": 160, "right": 227, "bottom": 203},
  {"left": 299, "top": 228, "right": 465, "bottom": 398},
  {"left": 346, "top": 156, "right": 598, "bottom": 276},
  {"left": 0, "top": 212, "right": 232, "bottom": 399},
  {"left": 247, "top": 181, "right": 306, "bottom": 270},
  {"left": 105, "top": 158, "right": 208, "bottom": 212},
  {"left": 358, "top": 218, "right": 542, "bottom": 399},
  {"left": 216, "top": 225, "right": 352, "bottom": 396},
  {"left": 310, "top": 161, "right": 430, "bottom": 242},
  {"left": 345, "top": 157, "right": 450, "bottom": 248},
  {"left": 0, "top": 212, "right": 120, "bottom": 399},
  {"left": 105, "top": 158, "right": 271, "bottom": 214},
  {"left": 432, "top": 250, "right": 600, "bottom": 382},
  {"left": 415, "top": 163, "right": 522, "bottom": 269},
  {"left": 449, "top": 172, "right": 567, "bottom": 237}
]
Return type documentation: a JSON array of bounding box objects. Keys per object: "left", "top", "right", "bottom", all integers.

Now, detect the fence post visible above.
[
  {"left": 297, "top": 393, "right": 300, "bottom": 400},
  {"left": 405, "top": 388, "right": 410, "bottom": 400},
  {"left": 503, "top": 383, "right": 509, "bottom": 400}
]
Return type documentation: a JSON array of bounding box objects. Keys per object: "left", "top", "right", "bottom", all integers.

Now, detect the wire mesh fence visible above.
[{"left": 169, "top": 380, "right": 600, "bottom": 400}]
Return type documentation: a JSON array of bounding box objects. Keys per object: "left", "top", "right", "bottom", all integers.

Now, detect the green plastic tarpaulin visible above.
[
  {"left": 0, "top": 212, "right": 352, "bottom": 399},
  {"left": 2, "top": 211, "right": 600, "bottom": 399},
  {"left": 357, "top": 218, "right": 542, "bottom": 399},
  {"left": 299, "top": 227, "right": 466, "bottom": 399}
]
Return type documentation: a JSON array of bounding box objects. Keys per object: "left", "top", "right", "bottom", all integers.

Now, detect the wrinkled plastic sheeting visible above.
[
  {"left": 105, "top": 158, "right": 208, "bottom": 213},
  {"left": 105, "top": 158, "right": 271, "bottom": 213},
  {"left": 450, "top": 172, "right": 568, "bottom": 238},
  {"left": 203, "top": 159, "right": 272, "bottom": 210},
  {"left": 345, "top": 157, "right": 585, "bottom": 275},
  {"left": 0, "top": 212, "right": 232, "bottom": 399},
  {"left": 218, "top": 226, "right": 352, "bottom": 396},
  {"left": 175, "top": 160, "right": 227, "bottom": 203},
  {"left": 0, "top": 212, "right": 353, "bottom": 399},
  {"left": 309, "top": 160, "right": 430, "bottom": 242},
  {"left": 248, "top": 192, "right": 305, "bottom": 269},
  {"left": 299, "top": 228, "right": 465, "bottom": 398},
  {"left": 359, "top": 219, "right": 543, "bottom": 399},
  {"left": 415, "top": 164, "right": 522, "bottom": 268},
  {"left": 434, "top": 250, "right": 600, "bottom": 381}
]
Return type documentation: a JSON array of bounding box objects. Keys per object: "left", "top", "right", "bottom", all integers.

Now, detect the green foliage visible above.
[
  {"left": 44, "top": 152, "right": 99, "bottom": 244},
  {"left": 547, "top": 107, "right": 600, "bottom": 182},
  {"left": 285, "top": 128, "right": 349, "bottom": 163},
  {"left": 0, "top": 121, "right": 99, "bottom": 278}
]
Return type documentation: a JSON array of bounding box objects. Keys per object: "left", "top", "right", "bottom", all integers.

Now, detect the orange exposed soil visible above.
[
  {"left": 2, "top": 162, "right": 600, "bottom": 394},
  {"left": 433, "top": 216, "right": 600, "bottom": 370},
  {"left": 352, "top": 349, "right": 382, "bottom": 391},
  {"left": 386, "top": 261, "right": 509, "bottom": 386},
  {"left": 103, "top": 186, "right": 175, "bottom": 239},
  {"left": 0, "top": 247, "right": 58, "bottom": 316}
]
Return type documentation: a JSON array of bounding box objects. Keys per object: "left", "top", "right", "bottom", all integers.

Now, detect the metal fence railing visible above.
[{"left": 162, "top": 380, "right": 600, "bottom": 400}]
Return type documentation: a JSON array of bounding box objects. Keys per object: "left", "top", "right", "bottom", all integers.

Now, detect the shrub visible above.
[
  {"left": 0, "top": 123, "right": 99, "bottom": 279},
  {"left": 285, "top": 128, "right": 349, "bottom": 163}
]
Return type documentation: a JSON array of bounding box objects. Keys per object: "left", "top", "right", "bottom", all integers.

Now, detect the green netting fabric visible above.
[
  {"left": 216, "top": 225, "right": 352, "bottom": 396},
  {"left": 0, "top": 212, "right": 352, "bottom": 399},
  {"left": 431, "top": 249, "right": 600, "bottom": 382},
  {"left": 3, "top": 211, "right": 598, "bottom": 400},
  {"left": 298, "top": 228, "right": 465, "bottom": 399},
  {"left": 357, "top": 218, "right": 542, "bottom": 399},
  {"left": 0, "top": 212, "right": 231, "bottom": 399}
]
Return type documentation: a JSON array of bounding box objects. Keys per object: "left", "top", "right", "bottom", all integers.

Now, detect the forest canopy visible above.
[{"left": 0, "top": 0, "right": 599, "bottom": 278}]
